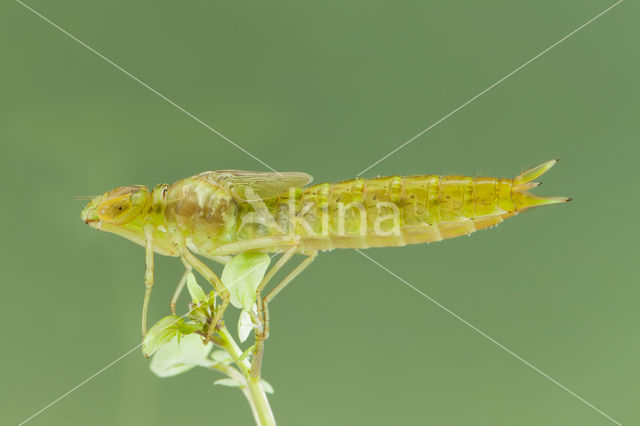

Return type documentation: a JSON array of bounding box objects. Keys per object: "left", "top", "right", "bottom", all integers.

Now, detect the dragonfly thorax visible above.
[{"left": 162, "top": 177, "right": 239, "bottom": 256}]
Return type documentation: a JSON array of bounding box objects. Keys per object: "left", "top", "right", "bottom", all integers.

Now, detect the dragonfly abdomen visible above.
[
  {"left": 287, "top": 161, "right": 567, "bottom": 251},
  {"left": 314, "top": 175, "right": 514, "bottom": 249}
]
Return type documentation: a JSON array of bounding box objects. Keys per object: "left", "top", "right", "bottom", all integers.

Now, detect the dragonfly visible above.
[{"left": 81, "top": 159, "right": 569, "bottom": 345}]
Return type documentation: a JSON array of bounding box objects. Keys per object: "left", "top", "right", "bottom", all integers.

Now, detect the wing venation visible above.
[{"left": 198, "top": 170, "right": 313, "bottom": 201}]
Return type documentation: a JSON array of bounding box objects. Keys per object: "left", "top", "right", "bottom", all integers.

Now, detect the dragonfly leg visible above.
[
  {"left": 169, "top": 262, "right": 192, "bottom": 314},
  {"left": 251, "top": 251, "right": 317, "bottom": 378},
  {"left": 256, "top": 246, "right": 298, "bottom": 297},
  {"left": 261, "top": 251, "right": 317, "bottom": 339},
  {"left": 252, "top": 246, "right": 297, "bottom": 334},
  {"left": 141, "top": 227, "right": 155, "bottom": 338},
  {"left": 211, "top": 235, "right": 300, "bottom": 256},
  {"left": 210, "top": 255, "right": 232, "bottom": 265},
  {"left": 181, "top": 250, "right": 230, "bottom": 341}
]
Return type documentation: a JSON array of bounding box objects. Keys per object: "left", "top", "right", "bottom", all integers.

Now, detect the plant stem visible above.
[
  {"left": 217, "top": 326, "right": 276, "bottom": 426},
  {"left": 212, "top": 364, "right": 262, "bottom": 425},
  {"left": 246, "top": 375, "right": 275, "bottom": 426}
]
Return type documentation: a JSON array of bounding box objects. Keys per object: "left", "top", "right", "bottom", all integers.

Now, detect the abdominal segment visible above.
[{"left": 242, "top": 175, "right": 516, "bottom": 251}]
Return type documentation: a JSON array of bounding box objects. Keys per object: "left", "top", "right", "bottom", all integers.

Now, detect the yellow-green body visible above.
[
  {"left": 81, "top": 160, "right": 569, "bottom": 261},
  {"left": 80, "top": 160, "right": 569, "bottom": 341}
]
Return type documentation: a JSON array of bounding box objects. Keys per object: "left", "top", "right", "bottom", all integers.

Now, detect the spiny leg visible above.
[
  {"left": 210, "top": 235, "right": 299, "bottom": 256},
  {"left": 262, "top": 251, "right": 317, "bottom": 338},
  {"left": 141, "top": 226, "right": 155, "bottom": 338},
  {"left": 253, "top": 246, "right": 298, "bottom": 336},
  {"left": 251, "top": 251, "right": 317, "bottom": 378},
  {"left": 199, "top": 236, "right": 299, "bottom": 338},
  {"left": 210, "top": 255, "right": 232, "bottom": 265},
  {"left": 170, "top": 262, "right": 192, "bottom": 314},
  {"left": 181, "top": 250, "right": 229, "bottom": 341},
  {"left": 257, "top": 246, "right": 298, "bottom": 292},
  {"left": 183, "top": 237, "right": 299, "bottom": 342}
]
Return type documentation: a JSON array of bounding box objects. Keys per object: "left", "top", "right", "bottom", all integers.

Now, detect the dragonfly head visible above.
[{"left": 81, "top": 185, "right": 150, "bottom": 228}]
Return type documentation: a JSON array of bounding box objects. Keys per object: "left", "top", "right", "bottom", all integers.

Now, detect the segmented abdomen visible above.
[{"left": 264, "top": 175, "right": 517, "bottom": 251}]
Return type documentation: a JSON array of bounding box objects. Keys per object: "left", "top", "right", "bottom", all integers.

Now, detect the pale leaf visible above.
[
  {"left": 186, "top": 272, "right": 207, "bottom": 303},
  {"left": 221, "top": 253, "right": 270, "bottom": 311},
  {"left": 149, "top": 334, "right": 214, "bottom": 378},
  {"left": 214, "top": 377, "right": 243, "bottom": 387}
]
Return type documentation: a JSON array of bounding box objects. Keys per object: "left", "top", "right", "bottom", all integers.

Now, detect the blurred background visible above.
[{"left": 2, "top": 0, "right": 638, "bottom": 425}]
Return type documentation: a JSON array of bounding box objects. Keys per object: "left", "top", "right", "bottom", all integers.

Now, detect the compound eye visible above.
[
  {"left": 98, "top": 196, "right": 133, "bottom": 223},
  {"left": 96, "top": 186, "right": 148, "bottom": 224}
]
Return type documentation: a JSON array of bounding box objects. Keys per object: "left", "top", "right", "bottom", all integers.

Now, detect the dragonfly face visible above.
[
  {"left": 81, "top": 185, "right": 153, "bottom": 251},
  {"left": 81, "top": 185, "right": 149, "bottom": 226},
  {"left": 81, "top": 184, "right": 182, "bottom": 256}
]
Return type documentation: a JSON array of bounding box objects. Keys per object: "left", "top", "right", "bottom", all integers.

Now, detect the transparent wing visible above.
[{"left": 198, "top": 170, "right": 313, "bottom": 201}]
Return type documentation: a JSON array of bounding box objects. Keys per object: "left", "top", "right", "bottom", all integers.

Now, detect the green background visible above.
[{"left": 2, "top": 0, "right": 638, "bottom": 425}]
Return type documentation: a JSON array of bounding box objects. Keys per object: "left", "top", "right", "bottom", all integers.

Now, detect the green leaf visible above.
[
  {"left": 176, "top": 321, "right": 202, "bottom": 335},
  {"left": 238, "top": 344, "right": 255, "bottom": 363},
  {"left": 221, "top": 253, "right": 270, "bottom": 311},
  {"left": 261, "top": 379, "right": 274, "bottom": 394},
  {"left": 237, "top": 307, "right": 255, "bottom": 343},
  {"left": 186, "top": 272, "right": 207, "bottom": 303},
  {"left": 209, "top": 350, "right": 233, "bottom": 366},
  {"left": 187, "top": 304, "right": 211, "bottom": 325},
  {"left": 214, "top": 377, "right": 243, "bottom": 387},
  {"left": 206, "top": 290, "right": 216, "bottom": 308},
  {"left": 149, "top": 334, "right": 215, "bottom": 378},
  {"left": 143, "top": 315, "right": 183, "bottom": 358}
]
